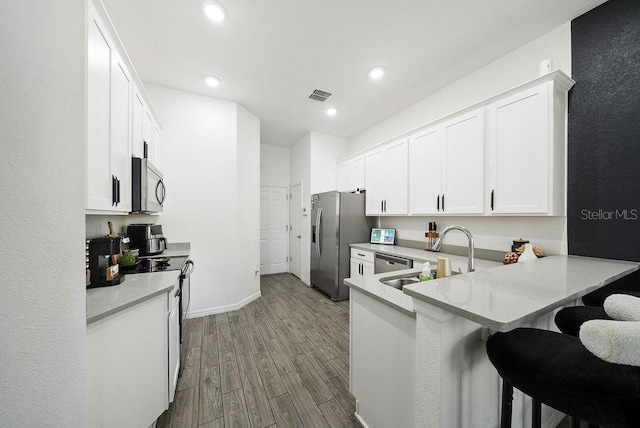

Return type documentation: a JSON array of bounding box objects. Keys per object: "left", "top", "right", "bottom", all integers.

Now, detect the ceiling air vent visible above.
[{"left": 308, "top": 89, "right": 332, "bottom": 102}]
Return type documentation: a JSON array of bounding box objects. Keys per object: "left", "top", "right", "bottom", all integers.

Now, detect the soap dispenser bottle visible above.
[{"left": 420, "top": 262, "right": 433, "bottom": 281}]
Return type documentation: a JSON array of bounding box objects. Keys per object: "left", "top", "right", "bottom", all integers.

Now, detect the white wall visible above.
[
  {"left": 0, "top": 1, "right": 86, "bottom": 426},
  {"left": 236, "top": 104, "right": 261, "bottom": 303},
  {"left": 145, "top": 84, "right": 260, "bottom": 315},
  {"left": 260, "top": 144, "right": 290, "bottom": 187},
  {"left": 309, "top": 131, "right": 347, "bottom": 194},
  {"left": 348, "top": 23, "right": 572, "bottom": 255},
  {"left": 349, "top": 23, "right": 572, "bottom": 154},
  {"left": 290, "top": 133, "right": 311, "bottom": 284}
]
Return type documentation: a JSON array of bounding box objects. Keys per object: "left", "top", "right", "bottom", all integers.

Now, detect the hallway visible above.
[{"left": 158, "top": 273, "right": 360, "bottom": 428}]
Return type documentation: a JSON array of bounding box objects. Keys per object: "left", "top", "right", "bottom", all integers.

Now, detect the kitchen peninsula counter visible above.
[
  {"left": 346, "top": 248, "right": 639, "bottom": 428},
  {"left": 403, "top": 255, "right": 639, "bottom": 331}
]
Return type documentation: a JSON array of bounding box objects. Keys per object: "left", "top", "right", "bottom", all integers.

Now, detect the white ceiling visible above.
[{"left": 101, "top": 0, "right": 606, "bottom": 147}]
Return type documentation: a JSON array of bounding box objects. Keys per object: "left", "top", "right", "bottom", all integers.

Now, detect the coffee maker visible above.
[{"left": 88, "top": 237, "right": 125, "bottom": 288}]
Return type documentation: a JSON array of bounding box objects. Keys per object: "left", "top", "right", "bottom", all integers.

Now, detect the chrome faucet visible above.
[{"left": 432, "top": 225, "right": 475, "bottom": 272}]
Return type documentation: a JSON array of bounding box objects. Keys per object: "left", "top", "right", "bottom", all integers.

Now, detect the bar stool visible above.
[
  {"left": 486, "top": 294, "right": 640, "bottom": 428},
  {"left": 555, "top": 292, "right": 640, "bottom": 337},
  {"left": 555, "top": 305, "right": 611, "bottom": 336},
  {"left": 581, "top": 274, "right": 640, "bottom": 306}
]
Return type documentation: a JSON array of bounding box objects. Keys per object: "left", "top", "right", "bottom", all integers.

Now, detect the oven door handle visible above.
[{"left": 181, "top": 260, "right": 195, "bottom": 278}]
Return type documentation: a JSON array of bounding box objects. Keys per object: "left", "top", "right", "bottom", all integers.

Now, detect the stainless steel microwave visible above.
[{"left": 131, "top": 157, "right": 165, "bottom": 213}]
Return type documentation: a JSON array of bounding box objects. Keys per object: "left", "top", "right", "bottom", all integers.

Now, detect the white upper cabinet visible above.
[
  {"left": 86, "top": 3, "right": 113, "bottom": 211},
  {"left": 132, "top": 87, "right": 145, "bottom": 159},
  {"left": 86, "top": 0, "right": 163, "bottom": 214},
  {"left": 110, "top": 50, "right": 132, "bottom": 213},
  {"left": 365, "top": 138, "right": 408, "bottom": 215},
  {"left": 488, "top": 80, "right": 566, "bottom": 215},
  {"left": 337, "top": 155, "right": 365, "bottom": 192},
  {"left": 153, "top": 123, "right": 162, "bottom": 170},
  {"left": 360, "top": 70, "right": 573, "bottom": 218},
  {"left": 409, "top": 109, "right": 485, "bottom": 215},
  {"left": 87, "top": 1, "right": 130, "bottom": 212},
  {"left": 132, "top": 83, "right": 162, "bottom": 167},
  {"left": 441, "top": 109, "right": 485, "bottom": 214},
  {"left": 409, "top": 126, "right": 443, "bottom": 214}
]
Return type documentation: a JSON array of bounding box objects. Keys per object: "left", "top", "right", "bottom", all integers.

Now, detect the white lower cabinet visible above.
[
  {"left": 350, "top": 288, "right": 415, "bottom": 427},
  {"left": 350, "top": 248, "right": 374, "bottom": 278},
  {"left": 168, "top": 283, "right": 180, "bottom": 403},
  {"left": 87, "top": 293, "right": 168, "bottom": 428}
]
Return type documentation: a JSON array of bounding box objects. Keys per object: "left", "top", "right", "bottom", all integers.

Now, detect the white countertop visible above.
[
  {"left": 346, "top": 244, "right": 639, "bottom": 330},
  {"left": 345, "top": 244, "right": 502, "bottom": 317},
  {"left": 86, "top": 271, "right": 178, "bottom": 324},
  {"left": 404, "top": 255, "right": 639, "bottom": 332},
  {"left": 87, "top": 242, "right": 191, "bottom": 324}
]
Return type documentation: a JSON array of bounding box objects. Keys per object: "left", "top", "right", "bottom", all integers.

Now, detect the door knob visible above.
[{"left": 296, "top": 235, "right": 301, "bottom": 239}]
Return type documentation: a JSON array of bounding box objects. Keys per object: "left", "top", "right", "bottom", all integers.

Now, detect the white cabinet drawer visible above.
[{"left": 351, "top": 248, "right": 374, "bottom": 263}]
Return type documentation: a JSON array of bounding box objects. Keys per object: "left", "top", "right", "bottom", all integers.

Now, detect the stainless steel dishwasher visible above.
[{"left": 374, "top": 252, "right": 413, "bottom": 273}]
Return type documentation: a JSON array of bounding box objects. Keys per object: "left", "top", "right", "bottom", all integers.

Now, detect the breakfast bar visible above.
[{"left": 346, "top": 255, "right": 639, "bottom": 428}]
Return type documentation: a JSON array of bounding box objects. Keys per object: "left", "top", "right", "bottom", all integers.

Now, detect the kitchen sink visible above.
[
  {"left": 380, "top": 269, "right": 462, "bottom": 289},
  {"left": 381, "top": 276, "right": 421, "bottom": 289}
]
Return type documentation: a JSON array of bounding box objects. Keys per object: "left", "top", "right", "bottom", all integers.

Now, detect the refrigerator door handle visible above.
[{"left": 315, "top": 208, "right": 322, "bottom": 258}]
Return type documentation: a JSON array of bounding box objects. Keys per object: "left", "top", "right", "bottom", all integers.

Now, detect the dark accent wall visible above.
[{"left": 569, "top": 0, "right": 640, "bottom": 265}]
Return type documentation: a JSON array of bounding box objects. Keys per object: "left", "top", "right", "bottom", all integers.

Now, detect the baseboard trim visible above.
[
  {"left": 187, "top": 290, "right": 262, "bottom": 318},
  {"left": 354, "top": 412, "right": 369, "bottom": 428}
]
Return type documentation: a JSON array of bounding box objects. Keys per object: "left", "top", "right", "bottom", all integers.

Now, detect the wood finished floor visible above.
[{"left": 157, "top": 273, "right": 361, "bottom": 428}]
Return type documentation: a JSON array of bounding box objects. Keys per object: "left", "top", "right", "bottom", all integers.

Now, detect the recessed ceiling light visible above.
[
  {"left": 201, "top": 0, "right": 227, "bottom": 22},
  {"left": 204, "top": 75, "right": 222, "bottom": 87},
  {"left": 326, "top": 108, "right": 337, "bottom": 116},
  {"left": 368, "top": 66, "right": 385, "bottom": 80}
]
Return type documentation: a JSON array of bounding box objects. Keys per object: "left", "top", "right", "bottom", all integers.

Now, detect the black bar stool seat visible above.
[
  {"left": 486, "top": 327, "right": 640, "bottom": 428},
  {"left": 555, "top": 306, "right": 611, "bottom": 337}
]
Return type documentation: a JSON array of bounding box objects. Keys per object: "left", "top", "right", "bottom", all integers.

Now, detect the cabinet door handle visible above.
[
  {"left": 491, "top": 190, "right": 495, "bottom": 211},
  {"left": 437, "top": 195, "right": 440, "bottom": 211},
  {"left": 143, "top": 141, "right": 148, "bottom": 159},
  {"left": 381, "top": 200, "right": 383, "bottom": 212},
  {"left": 357, "top": 253, "right": 365, "bottom": 257},
  {"left": 383, "top": 199, "right": 387, "bottom": 212},
  {"left": 116, "top": 178, "right": 121, "bottom": 205},
  {"left": 360, "top": 262, "right": 363, "bottom": 275},
  {"left": 112, "top": 175, "right": 116, "bottom": 206},
  {"left": 442, "top": 194, "right": 445, "bottom": 211}
]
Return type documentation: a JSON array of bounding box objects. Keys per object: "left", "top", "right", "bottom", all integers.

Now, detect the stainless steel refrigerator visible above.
[{"left": 310, "top": 191, "right": 371, "bottom": 301}]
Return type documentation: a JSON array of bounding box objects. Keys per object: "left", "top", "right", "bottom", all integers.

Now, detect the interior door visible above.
[
  {"left": 259, "top": 187, "right": 288, "bottom": 275},
  {"left": 288, "top": 184, "right": 302, "bottom": 279}
]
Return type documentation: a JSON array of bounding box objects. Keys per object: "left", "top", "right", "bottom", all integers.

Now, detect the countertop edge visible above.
[
  {"left": 405, "top": 258, "right": 640, "bottom": 331},
  {"left": 87, "top": 284, "right": 173, "bottom": 325},
  {"left": 345, "top": 277, "right": 416, "bottom": 318}
]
